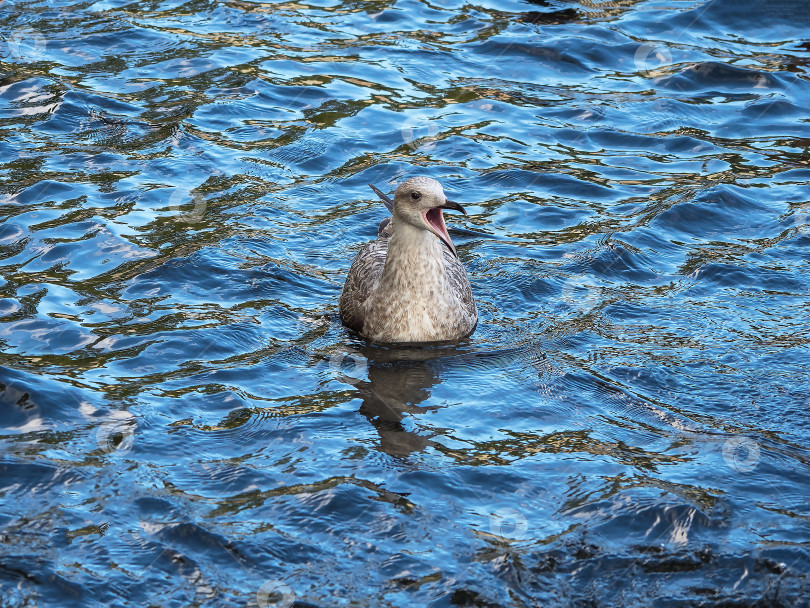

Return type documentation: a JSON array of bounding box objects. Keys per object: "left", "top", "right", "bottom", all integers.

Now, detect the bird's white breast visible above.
[{"left": 362, "top": 228, "right": 468, "bottom": 343}]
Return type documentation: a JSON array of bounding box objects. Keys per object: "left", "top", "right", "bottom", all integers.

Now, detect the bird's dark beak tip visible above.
[{"left": 444, "top": 199, "right": 467, "bottom": 215}]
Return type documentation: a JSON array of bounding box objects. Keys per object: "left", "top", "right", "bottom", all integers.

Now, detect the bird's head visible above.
[{"left": 387, "top": 176, "right": 466, "bottom": 256}]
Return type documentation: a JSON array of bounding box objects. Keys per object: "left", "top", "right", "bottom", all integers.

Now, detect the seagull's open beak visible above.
[
  {"left": 442, "top": 200, "right": 466, "bottom": 215},
  {"left": 423, "top": 199, "right": 466, "bottom": 257}
]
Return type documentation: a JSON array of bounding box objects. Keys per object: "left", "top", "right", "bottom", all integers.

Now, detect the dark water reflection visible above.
[
  {"left": 2, "top": 0, "right": 810, "bottom": 605},
  {"left": 355, "top": 349, "right": 447, "bottom": 458},
  {"left": 350, "top": 344, "right": 532, "bottom": 458}
]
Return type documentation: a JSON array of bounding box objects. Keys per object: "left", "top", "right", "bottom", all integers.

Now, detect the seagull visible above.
[{"left": 339, "top": 176, "right": 477, "bottom": 343}]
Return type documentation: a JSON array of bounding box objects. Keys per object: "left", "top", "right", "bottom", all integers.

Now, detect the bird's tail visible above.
[{"left": 369, "top": 184, "right": 394, "bottom": 213}]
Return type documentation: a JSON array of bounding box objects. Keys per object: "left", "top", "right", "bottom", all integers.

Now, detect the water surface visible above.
[{"left": 1, "top": 0, "right": 810, "bottom": 606}]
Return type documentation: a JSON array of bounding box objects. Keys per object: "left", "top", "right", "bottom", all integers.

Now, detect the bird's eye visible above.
[{"left": 411, "top": 191, "right": 421, "bottom": 201}]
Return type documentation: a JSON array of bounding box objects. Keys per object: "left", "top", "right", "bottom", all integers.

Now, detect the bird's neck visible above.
[
  {"left": 361, "top": 217, "right": 467, "bottom": 343},
  {"left": 382, "top": 220, "right": 445, "bottom": 284}
]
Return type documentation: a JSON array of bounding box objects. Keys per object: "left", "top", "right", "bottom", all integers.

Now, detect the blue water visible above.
[{"left": 1, "top": 0, "right": 809, "bottom": 606}]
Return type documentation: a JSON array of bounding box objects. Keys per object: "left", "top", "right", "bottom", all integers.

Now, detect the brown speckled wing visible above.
[{"left": 338, "top": 237, "right": 389, "bottom": 333}]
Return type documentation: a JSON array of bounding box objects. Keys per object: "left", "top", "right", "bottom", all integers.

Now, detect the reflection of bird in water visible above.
[
  {"left": 348, "top": 343, "right": 527, "bottom": 458},
  {"left": 355, "top": 360, "right": 441, "bottom": 458},
  {"left": 348, "top": 343, "right": 471, "bottom": 458},
  {"left": 339, "top": 177, "right": 477, "bottom": 344}
]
